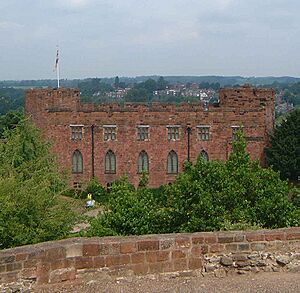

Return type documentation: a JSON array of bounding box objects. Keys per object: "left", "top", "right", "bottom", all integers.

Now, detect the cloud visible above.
[
  {"left": 0, "top": 21, "right": 23, "bottom": 30},
  {"left": 55, "top": 0, "right": 92, "bottom": 9}
]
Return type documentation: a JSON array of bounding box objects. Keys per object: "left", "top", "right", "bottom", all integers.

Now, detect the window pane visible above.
[{"left": 72, "top": 150, "right": 83, "bottom": 173}]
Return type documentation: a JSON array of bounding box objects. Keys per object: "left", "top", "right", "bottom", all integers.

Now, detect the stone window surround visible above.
[{"left": 70, "top": 124, "right": 84, "bottom": 140}]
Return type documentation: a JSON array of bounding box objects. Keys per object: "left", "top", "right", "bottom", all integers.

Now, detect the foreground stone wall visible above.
[{"left": 0, "top": 228, "right": 299, "bottom": 285}]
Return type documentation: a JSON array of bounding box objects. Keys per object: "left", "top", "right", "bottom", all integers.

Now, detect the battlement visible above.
[{"left": 26, "top": 86, "right": 275, "bottom": 114}]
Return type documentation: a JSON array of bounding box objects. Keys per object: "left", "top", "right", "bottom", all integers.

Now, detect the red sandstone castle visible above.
[{"left": 25, "top": 85, "right": 275, "bottom": 188}]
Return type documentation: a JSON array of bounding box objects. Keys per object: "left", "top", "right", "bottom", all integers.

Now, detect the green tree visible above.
[
  {"left": 0, "top": 119, "right": 75, "bottom": 249},
  {"left": 88, "top": 133, "right": 299, "bottom": 238},
  {"left": 0, "top": 110, "right": 24, "bottom": 139},
  {"left": 266, "top": 109, "right": 300, "bottom": 180}
]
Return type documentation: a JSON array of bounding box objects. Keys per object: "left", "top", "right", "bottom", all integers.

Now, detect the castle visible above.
[{"left": 25, "top": 85, "right": 275, "bottom": 188}]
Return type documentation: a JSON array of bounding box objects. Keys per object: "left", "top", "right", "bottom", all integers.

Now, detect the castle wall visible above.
[{"left": 25, "top": 86, "right": 275, "bottom": 188}]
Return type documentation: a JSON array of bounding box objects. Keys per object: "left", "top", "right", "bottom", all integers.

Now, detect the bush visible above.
[{"left": 88, "top": 133, "right": 299, "bottom": 237}]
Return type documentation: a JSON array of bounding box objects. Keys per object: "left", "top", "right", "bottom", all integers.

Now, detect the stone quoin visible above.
[{"left": 25, "top": 85, "right": 275, "bottom": 188}]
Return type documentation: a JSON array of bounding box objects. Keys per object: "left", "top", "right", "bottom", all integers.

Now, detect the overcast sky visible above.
[{"left": 1, "top": 0, "right": 300, "bottom": 80}]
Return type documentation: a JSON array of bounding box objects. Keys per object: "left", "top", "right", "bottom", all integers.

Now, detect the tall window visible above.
[
  {"left": 70, "top": 125, "right": 83, "bottom": 140},
  {"left": 197, "top": 126, "right": 210, "bottom": 141},
  {"left": 167, "top": 150, "right": 178, "bottom": 174},
  {"left": 105, "top": 150, "right": 116, "bottom": 174},
  {"left": 104, "top": 126, "right": 117, "bottom": 141},
  {"left": 167, "top": 126, "right": 180, "bottom": 140},
  {"left": 137, "top": 126, "right": 149, "bottom": 141},
  {"left": 200, "top": 150, "right": 209, "bottom": 162},
  {"left": 72, "top": 150, "right": 83, "bottom": 173},
  {"left": 138, "top": 151, "right": 149, "bottom": 173}
]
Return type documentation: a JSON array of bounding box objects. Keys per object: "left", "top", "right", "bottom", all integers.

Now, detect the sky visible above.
[{"left": 1, "top": 0, "right": 300, "bottom": 80}]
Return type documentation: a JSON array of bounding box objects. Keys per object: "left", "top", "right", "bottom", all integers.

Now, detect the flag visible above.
[{"left": 54, "top": 49, "right": 59, "bottom": 70}]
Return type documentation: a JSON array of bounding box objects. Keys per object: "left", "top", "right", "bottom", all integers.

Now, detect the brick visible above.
[
  {"left": 204, "top": 236, "right": 217, "bottom": 244},
  {"left": 210, "top": 244, "right": 224, "bottom": 253},
  {"left": 105, "top": 255, "right": 130, "bottom": 267},
  {"left": 191, "top": 247, "right": 202, "bottom": 257},
  {"left": 66, "top": 244, "right": 83, "bottom": 258},
  {"left": 238, "top": 243, "right": 250, "bottom": 251},
  {"left": 0, "top": 265, "right": 6, "bottom": 273},
  {"left": 50, "top": 259, "right": 73, "bottom": 271},
  {"left": 225, "top": 243, "right": 238, "bottom": 252},
  {"left": 175, "top": 237, "right": 191, "bottom": 248},
  {"left": 246, "top": 232, "right": 265, "bottom": 242},
  {"left": 200, "top": 244, "right": 209, "bottom": 254},
  {"left": 145, "top": 251, "right": 157, "bottom": 263},
  {"left": 109, "top": 243, "right": 121, "bottom": 255},
  {"left": 6, "top": 262, "right": 22, "bottom": 272},
  {"left": 19, "top": 267, "right": 37, "bottom": 280},
  {"left": 218, "top": 235, "right": 235, "bottom": 243},
  {"left": 0, "top": 272, "right": 18, "bottom": 283},
  {"left": 83, "top": 243, "right": 100, "bottom": 256},
  {"left": 120, "top": 242, "right": 137, "bottom": 254},
  {"left": 173, "top": 259, "right": 188, "bottom": 271},
  {"left": 264, "top": 232, "right": 285, "bottom": 241},
  {"left": 46, "top": 247, "right": 66, "bottom": 260},
  {"left": 93, "top": 256, "right": 105, "bottom": 268},
  {"left": 99, "top": 243, "right": 110, "bottom": 255},
  {"left": 49, "top": 268, "right": 76, "bottom": 283},
  {"left": 138, "top": 240, "right": 159, "bottom": 251},
  {"left": 131, "top": 252, "right": 145, "bottom": 264},
  {"left": 188, "top": 258, "right": 203, "bottom": 270},
  {"left": 160, "top": 239, "right": 175, "bottom": 250},
  {"left": 192, "top": 236, "right": 205, "bottom": 244},
  {"left": 130, "top": 263, "right": 148, "bottom": 275},
  {"left": 74, "top": 257, "right": 93, "bottom": 269},
  {"left": 235, "top": 234, "right": 246, "bottom": 242},
  {"left": 0, "top": 255, "right": 15, "bottom": 264},
  {"left": 16, "top": 253, "right": 28, "bottom": 261},
  {"left": 148, "top": 263, "right": 163, "bottom": 273},
  {"left": 157, "top": 251, "right": 170, "bottom": 262},
  {"left": 250, "top": 242, "right": 267, "bottom": 251},
  {"left": 36, "top": 263, "right": 50, "bottom": 284},
  {"left": 23, "top": 259, "right": 37, "bottom": 269},
  {"left": 286, "top": 230, "right": 300, "bottom": 240},
  {"left": 172, "top": 250, "right": 186, "bottom": 259}
]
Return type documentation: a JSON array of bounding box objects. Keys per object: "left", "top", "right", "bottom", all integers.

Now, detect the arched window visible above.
[
  {"left": 72, "top": 150, "right": 83, "bottom": 173},
  {"left": 138, "top": 151, "right": 149, "bottom": 173},
  {"left": 167, "top": 151, "right": 178, "bottom": 174},
  {"left": 105, "top": 150, "right": 116, "bottom": 174},
  {"left": 200, "top": 150, "right": 209, "bottom": 162}
]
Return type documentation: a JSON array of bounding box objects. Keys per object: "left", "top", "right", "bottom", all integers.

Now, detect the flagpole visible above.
[
  {"left": 55, "top": 48, "right": 60, "bottom": 88},
  {"left": 57, "top": 59, "right": 60, "bottom": 88}
]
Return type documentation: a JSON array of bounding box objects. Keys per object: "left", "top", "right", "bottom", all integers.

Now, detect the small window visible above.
[
  {"left": 167, "top": 150, "right": 178, "bottom": 174},
  {"left": 104, "top": 126, "right": 117, "bottom": 141},
  {"left": 200, "top": 150, "right": 209, "bottom": 162},
  {"left": 105, "top": 150, "right": 116, "bottom": 174},
  {"left": 137, "top": 126, "right": 149, "bottom": 141},
  {"left": 197, "top": 126, "right": 210, "bottom": 141},
  {"left": 72, "top": 150, "right": 83, "bottom": 173},
  {"left": 73, "top": 182, "right": 82, "bottom": 189},
  {"left": 138, "top": 151, "right": 149, "bottom": 173},
  {"left": 232, "top": 126, "right": 243, "bottom": 140},
  {"left": 70, "top": 125, "right": 83, "bottom": 140},
  {"left": 167, "top": 126, "right": 180, "bottom": 140}
]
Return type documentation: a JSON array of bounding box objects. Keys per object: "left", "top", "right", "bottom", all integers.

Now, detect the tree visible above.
[
  {"left": 114, "top": 76, "right": 120, "bottom": 89},
  {"left": 266, "top": 109, "right": 300, "bottom": 180},
  {"left": 0, "top": 118, "right": 75, "bottom": 249},
  {"left": 88, "top": 132, "right": 299, "bottom": 238},
  {"left": 0, "top": 110, "right": 24, "bottom": 139}
]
